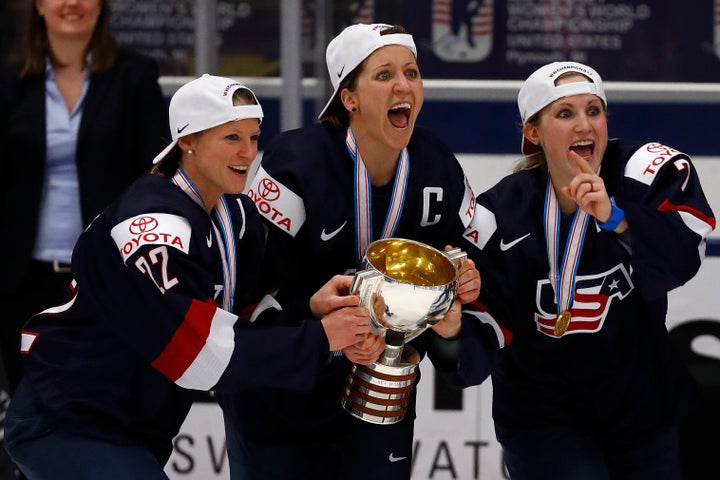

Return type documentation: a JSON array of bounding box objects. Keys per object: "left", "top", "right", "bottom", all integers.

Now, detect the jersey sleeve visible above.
[
  {"left": 74, "top": 208, "right": 326, "bottom": 393},
  {"left": 407, "top": 193, "right": 511, "bottom": 389},
  {"left": 618, "top": 142, "right": 716, "bottom": 297},
  {"left": 413, "top": 303, "right": 507, "bottom": 389},
  {"left": 421, "top": 192, "right": 517, "bottom": 388},
  {"left": 78, "top": 210, "right": 233, "bottom": 391}
]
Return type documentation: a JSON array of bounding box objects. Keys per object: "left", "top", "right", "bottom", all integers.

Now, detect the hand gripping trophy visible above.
[{"left": 341, "top": 238, "right": 466, "bottom": 424}]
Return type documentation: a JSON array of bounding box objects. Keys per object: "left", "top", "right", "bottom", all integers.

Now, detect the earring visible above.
[
  {"left": 351, "top": 107, "right": 357, "bottom": 112},
  {"left": 536, "top": 141, "right": 541, "bottom": 146},
  {"left": 188, "top": 150, "right": 193, "bottom": 154}
]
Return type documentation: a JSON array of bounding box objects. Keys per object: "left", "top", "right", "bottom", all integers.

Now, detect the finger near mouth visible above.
[{"left": 569, "top": 145, "right": 593, "bottom": 159}]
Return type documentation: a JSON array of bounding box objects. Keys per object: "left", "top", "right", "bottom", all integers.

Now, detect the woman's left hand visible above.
[
  {"left": 430, "top": 300, "right": 462, "bottom": 339},
  {"left": 444, "top": 246, "right": 481, "bottom": 305}
]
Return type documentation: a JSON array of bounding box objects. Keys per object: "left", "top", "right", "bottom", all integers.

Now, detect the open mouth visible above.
[
  {"left": 229, "top": 165, "right": 248, "bottom": 174},
  {"left": 569, "top": 140, "right": 594, "bottom": 159},
  {"left": 388, "top": 103, "right": 411, "bottom": 129}
]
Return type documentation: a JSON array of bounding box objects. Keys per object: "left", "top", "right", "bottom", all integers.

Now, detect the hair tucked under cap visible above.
[
  {"left": 518, "top": 61, "right": 606, "bottom": 155},
  {"left": 153, "top": 74, "right": 263, "bottom": 164},
  {"left": 318, "top": 23, "right": 416, "bottom": 120}
]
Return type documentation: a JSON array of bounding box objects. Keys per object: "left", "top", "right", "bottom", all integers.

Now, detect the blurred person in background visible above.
[
  {"left": 0, "top": 0, "right": 168, "bottom": 398},
  {"left": 0, "top": 56, "right": 19, "bottom": 480}
]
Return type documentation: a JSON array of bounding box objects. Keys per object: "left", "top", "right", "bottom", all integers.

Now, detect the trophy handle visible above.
[
  {"left": 350, "top": 269, "right": 385, "bottom": 335},
  {"left": 350, "top": 269, "right": 384, "bottom": 303},
  {"left": 443, "top": 247, "right": 467, "bottom": 269}
]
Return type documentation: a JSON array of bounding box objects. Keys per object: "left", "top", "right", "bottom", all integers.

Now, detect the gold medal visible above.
[{"left": 554, "top": 310, "right": 571, "bottom": 336}]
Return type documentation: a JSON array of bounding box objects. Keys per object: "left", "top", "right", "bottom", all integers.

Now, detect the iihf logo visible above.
[{"left": 432, "top": 0, "right": 493, "bottom": 62}]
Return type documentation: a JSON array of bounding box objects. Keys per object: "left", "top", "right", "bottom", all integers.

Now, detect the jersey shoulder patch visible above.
[
  {"left": 463, "top": 204, "right": 497, "bottom": 250},
  {"left": 111, "top": 213, "right": 192, "bottom": 263},
  {"left": 624, "top": 142, "right": 686, "bottom": 186},
  {"left": 246, "top": 165, "right": 306, "bottom": 237},
  {"left": 459, "top": 176, "right": 476, "bottom": 228}
]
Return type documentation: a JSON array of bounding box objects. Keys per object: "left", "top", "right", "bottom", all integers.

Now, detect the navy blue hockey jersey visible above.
[
  {"left": 225, "top": 123, "right": 501, "bottom": 441},
  {"left": 460, "top": 140, "right": 716, "bottom": 441},
  {"left": 19, "top": 174, "right": 329, "bottom": 462}
]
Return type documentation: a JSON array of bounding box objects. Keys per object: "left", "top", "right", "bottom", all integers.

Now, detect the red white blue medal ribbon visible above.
[
  {"left": 544, "top": 177, "right": 589, "bottom": 317},
  {"left": 171, "top": 169, "right": 236, "bottom": 311},
  {"left": 346, "top": 128, "right": 409, "bottom": 263}
]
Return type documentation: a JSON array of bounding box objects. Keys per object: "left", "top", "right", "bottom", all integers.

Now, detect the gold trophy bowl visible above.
[{"left": 341, "top": 238, "right": 465, "bottom": 424}]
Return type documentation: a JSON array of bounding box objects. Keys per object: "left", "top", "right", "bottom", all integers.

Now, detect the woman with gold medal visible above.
[
  {"left": 457, "top": 62, "right": 716, "bottom": 479},
  {"left": 220, "top": 23, "right": 483, "bottom": 480}
]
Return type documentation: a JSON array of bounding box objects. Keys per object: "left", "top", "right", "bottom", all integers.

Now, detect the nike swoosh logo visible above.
[
  {"left": 321, "top": 221, "right": 347, "bottom": 241},
  {"left": 389, "top": 453, "right": 407, "bottom": 463},
  {"left": 499, "top": 233, "right": 530, "bottom": 251},
  {"left": 692, "top": 335, "right": 720, "bottom": 361},
  {"left": 177, "top": 123, "right": 190, "bottom": 134},
  {"left": 337, "top": 65, "right": 345, "bottom": 78},
  {"left": 206, "top": 233, "right": 213, "bottom": 248}
]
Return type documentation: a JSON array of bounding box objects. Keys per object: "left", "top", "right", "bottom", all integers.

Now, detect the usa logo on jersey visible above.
[{"left": 534, "top": 264, "right": 634, "bottom": 337}]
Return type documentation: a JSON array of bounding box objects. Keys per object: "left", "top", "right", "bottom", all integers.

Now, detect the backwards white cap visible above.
[
  {"left": 518, "top": 61, "right": 606, "bottom": 155},
  {"left": 153, "top": 74, "right": 263, "bottom": 164},
  {"left": 318, "top": 23, "right": 417, "bottom": 120}
]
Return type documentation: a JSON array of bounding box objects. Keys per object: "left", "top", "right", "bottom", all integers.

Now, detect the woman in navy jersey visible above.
[
  {"left": 226, "top": 23, "right": 487, "bottom": 480},
  {"left": 459, "top": 61, "right": 716, "bottom": 479},
  {"left": 4, "top": 74, "right": 372, "bottom": 480}
]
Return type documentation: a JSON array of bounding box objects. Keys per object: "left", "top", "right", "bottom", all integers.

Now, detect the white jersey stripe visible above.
[
  {"left": 174, "top": 307, "right": 238, "bottom": 390},
  {"left": 465, "top": 310, "right": 507, "bottom": 349},
  {"left": 248, "top": 294, "right": 282, "bottom": 323}
]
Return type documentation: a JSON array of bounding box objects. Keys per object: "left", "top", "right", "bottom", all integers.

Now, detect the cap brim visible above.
[
  {"left": 521, "top": 135, "right": 541, "bottom": 156},
  {"left": 152, "top": 140, "right": 178, "bottom": 164},
  {"left": 318, "top": 87, "right": 339, "bottom": 120}
]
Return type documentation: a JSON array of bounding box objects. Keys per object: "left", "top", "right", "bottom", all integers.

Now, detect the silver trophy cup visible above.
[{"left": 341, "top": 238, "right": 466, "bottom": 424}]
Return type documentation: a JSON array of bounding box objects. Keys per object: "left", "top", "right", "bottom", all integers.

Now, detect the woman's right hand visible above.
[
  {"left": 320, "top": 305, "right": 373, "bottom": 351},
  {"left": 343, "top": 333, "right": 386, "bottom": 365},
  {"left": 310, "top": 274, "right": 356, "bottom": 318}
]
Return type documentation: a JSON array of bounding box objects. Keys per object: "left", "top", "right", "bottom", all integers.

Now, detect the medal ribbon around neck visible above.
[
  {"left": 544, "top": 177, "right": 590, "bottom": 320},
  {"left": 346, "top": 127, "right": 410, "bottom": 263},
  {"left": 171, "top": 168, "right": 236, "bottom": 311}
]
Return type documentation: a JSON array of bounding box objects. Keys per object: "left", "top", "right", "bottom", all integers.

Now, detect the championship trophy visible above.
[{"left": 341, "top": 238, "right": 466, "bottom": 424}]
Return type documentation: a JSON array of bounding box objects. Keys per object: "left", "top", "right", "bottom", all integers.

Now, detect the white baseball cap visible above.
[
  {"left": 153, "top": 74, "right": 264, "bottom": 164},
  {"left": 318, "top": 23, "right": 417, "bottom": 120},
  {"left": 518, "top": 61, "right": 606, "bottom": 155}
]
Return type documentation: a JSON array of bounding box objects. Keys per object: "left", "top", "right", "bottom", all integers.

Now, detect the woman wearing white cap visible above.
[
  {"left": 458, "top": 62, "right": 716, "bottom": 478},
  {"left": 228, "top": 23, "right": 486, "bottom": 480},
  {"left": 3, "top": 74, "right": 372, "bottom": 479}
]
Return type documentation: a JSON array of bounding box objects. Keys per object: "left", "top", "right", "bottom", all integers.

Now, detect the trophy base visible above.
[{"left": 341, "top": 347, "right": 421, "bottom": 425}]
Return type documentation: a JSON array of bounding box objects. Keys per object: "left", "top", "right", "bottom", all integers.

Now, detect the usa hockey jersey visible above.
[
  {"left": 19, "top": 174, "right": 329, "bottom": 463},
  {"left": 225, "top": 122, "right": 502, "bottom": 441},
  {"left": 460, "top": 140, "right": 716, "bottom": 441}
]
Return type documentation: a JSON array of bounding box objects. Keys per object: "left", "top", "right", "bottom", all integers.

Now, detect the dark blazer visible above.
[{"left": 0, "top": 48, "right": 169, "bottom": 290}]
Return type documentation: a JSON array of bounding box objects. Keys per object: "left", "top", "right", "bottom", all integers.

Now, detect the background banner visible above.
[{"left": 5, "top": 0, "right": 716, "bottom": 81}]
